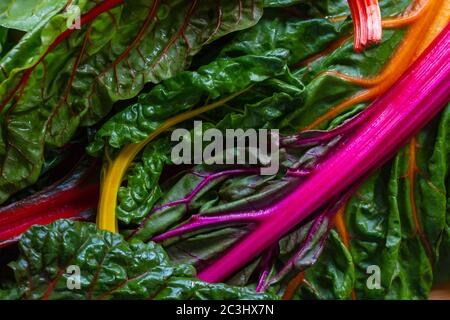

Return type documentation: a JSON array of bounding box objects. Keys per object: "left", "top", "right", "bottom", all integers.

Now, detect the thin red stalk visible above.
[
  {"left": 0, "top": 159, "right": 99, "bottom": 247},
  {"left": 198, "top": 24, "right": 450, "bottom": 282},
  {"left": 356, "top": 0, "right": 368, "bottom": 50},
  {"left": 347, "top": 0, "right": 382, "bottom": 52},
  {"left": 348, "top": 0, "right": 362, "bottom": 52},
  {"left": 0, "top": 0, "right": 125, "bottom": 112},
  {"left": 367, "top": 0, "right": 382, "bottom": 44}
]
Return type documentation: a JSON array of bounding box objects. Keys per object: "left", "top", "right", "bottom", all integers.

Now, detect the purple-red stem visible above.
[
  {"left": 152, "top": 211, "right": 263, "bottom": 242},
  {"left": 255, "top": 244, "right": 278, "bottom": 292},
  {"left": 197, "top": 24, "right": 450, "bottom": 283},
  {"left": 127, "top": 168, "right": 260, "bottom": 239}
]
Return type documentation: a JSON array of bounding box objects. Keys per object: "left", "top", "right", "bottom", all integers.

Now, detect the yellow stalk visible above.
[{"left": 97, "top": 87, "right": 252, "bottom": 232}]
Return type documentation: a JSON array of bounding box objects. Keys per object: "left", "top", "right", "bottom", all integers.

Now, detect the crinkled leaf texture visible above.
[
  {"left": 8, "top": 219, "right": 276, "bottom": 300},
  {"left": 0, "top": 0, "right": 264, "bottom": 203},
  {"left": 88, "top": 51, "right": 290, "bottom": 153},
  {"left": 116, "top": 138, "right": 170, "bottom": 225},
  {"left": 263, "top": 0, "right": 410, "bottom": 17},
  {"left": 115, "top": 0, "right": 448, "bottom": 299},
  {"left": 88, "top": 45, "right": 299, "bottom": 225}
]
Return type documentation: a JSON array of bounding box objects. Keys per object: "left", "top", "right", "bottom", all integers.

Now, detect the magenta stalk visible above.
[{"left": 197, "top": 24, "right": 450, "bottom": 283}]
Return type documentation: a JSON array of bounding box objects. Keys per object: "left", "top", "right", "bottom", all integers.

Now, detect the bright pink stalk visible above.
[{"left": 198, "top": 24, "right": 450, "bottom": 283}]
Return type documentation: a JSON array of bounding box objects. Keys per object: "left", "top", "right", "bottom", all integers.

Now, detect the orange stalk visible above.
[
  {"left": 296, "top": 0, "right": 432, "bottom": 71},
  {"left": 304, "top": 0, "right": 445, "bottom": 130},
  {"left": 407, "top": 139, "right": 434, "bottom": 260},
  {"left": 333, "top": 205, "right": 350, "bottom": 249},
  {"left": 382, "top": 0, "right": 431, "bottom": 28},
  {"left": 282, "top": 272, "right": 305, "bottom": 300}
]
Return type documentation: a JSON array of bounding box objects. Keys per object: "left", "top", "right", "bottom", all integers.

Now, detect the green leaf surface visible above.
[
  {"left": 265, "top": 0, "right": 412, "bottom": 18},
  {"left": 2, "top": 0, "right": 446, "bottom": 302},
  {"left": 117, "top": 138, "right": 170, "bottom": 225},
  {"left": 0, "top": 0, "right": 68, "bottom": 31},
  {"left": 114, "top": 69, "right": 303, "bottom": 226},
  {"left": 289, "top": 106, "right": 450, "bottom": 299},
  {"left": 8, "top": 219, "right": 276, "bottom": 300},
  {"left": 0, "top": 0, "right": 264, "bottom": 203},
  {"left": 88, "top": 52, "right": 289, "bottom": 153}
]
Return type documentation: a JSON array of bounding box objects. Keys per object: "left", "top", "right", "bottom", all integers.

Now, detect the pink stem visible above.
[
  {"left": 286, "top": 169, "right": 311, "bottom": 177},
  {"left": 255, "top": 244, "right": 278, "bottom": 292},
  {"left": 198, "top": 24, "right": 450, "bottom": 283},
  {"left": 152, "top": 211, "right": 266, "bottom": 242},
  {"left": 126, "top": 168, "right": 260, "bottom": 239}
]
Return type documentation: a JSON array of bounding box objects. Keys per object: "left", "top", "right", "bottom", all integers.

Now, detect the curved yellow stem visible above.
[{"left": 97, "top": 87, "right": 252, "bottom": 232}]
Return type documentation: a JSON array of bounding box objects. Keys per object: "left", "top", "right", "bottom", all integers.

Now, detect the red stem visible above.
[
  {"left": 0, "top": 160, "right": 99, "bottom": 248},
  {"left": 348, "top": 0, "right": 382, "bottom": 52},
  {"left": 152, "top": 211, "right": 264, "bottom": 242},
  {"left": 356, "top": 0, "right": 368, "bottom": 50},
  {"left": 0, "top": 0, "right": 125, "bottom": 112}
]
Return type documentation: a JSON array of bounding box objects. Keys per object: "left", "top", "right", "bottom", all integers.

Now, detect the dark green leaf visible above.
[
  {"left": 0, "top": 0, "right": 264, "bottom": 203},
  {"left": 88, "top": 53, "right": 289, "bottom": 153},
  {"left": 8, "top": 219, "right": 276, "bottom": 300}
]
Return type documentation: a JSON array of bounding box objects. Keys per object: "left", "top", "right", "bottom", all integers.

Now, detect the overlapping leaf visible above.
[
  {"left": 1, "top": 0, "right": 447, "bottom": 301},
  {"left": 8, "top": 219, "right": 276, "bottom": 300},
  {"left": 110, "top": 0, "right": 449, "bottom": 300},
  {"left": 107, "top": 56, "right": 303, "bottom": 225},
  {"left": 0, "top": 0, "right": 264, "bottom": 204},
  {"left": 0, "top": 0, "right": 69, "bottom": 31}
]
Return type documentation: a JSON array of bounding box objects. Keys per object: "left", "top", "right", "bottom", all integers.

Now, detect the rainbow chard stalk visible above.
[
  {"left": 192, "top": 23, "right": 450, "bottom": 283},
  {"left": 348, "top": 0, "right": 382, "bottom": 52},
  {"left": 0, "top": 158, "right": 99, "bottom": 248}
]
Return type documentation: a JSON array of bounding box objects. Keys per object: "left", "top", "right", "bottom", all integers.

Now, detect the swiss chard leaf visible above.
[
  {"left": 216, "top": 13, "right": 405, "bottom": 131},
  {"left": 112, "top": 66, "right": 303, "bottom": 226},
  {"left": 287, "top": 105, "right": 450, "bottom": 299},
  {"left": 117, "top": 138, "right": 170, "bottom": 225},
  {"left": 8, "top": 219, "right": 276, "bottom": 300},
  {"left": 2, "top": 0, "right": 444, "bottom": 302},
  {"left": 0, "top": 0, "right": 264, "bottom": 204},
  {"left": 88, "top": 52, "right": 290, "bottom": 153},
  {"left": 0, "top": 27, "right": 7, "bottom": 57},
  {"left": 264, "top": 0, "right": 411, "bottom": 17},
  {"left": 0, "top": 0, "right": 68, "bottom": 31},
  {"left": 112, "top": 0, "right": 447, "bottom": 299}
]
